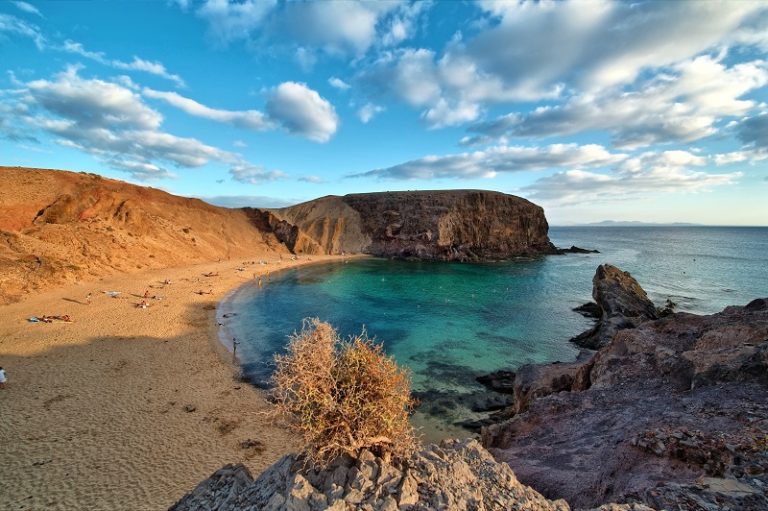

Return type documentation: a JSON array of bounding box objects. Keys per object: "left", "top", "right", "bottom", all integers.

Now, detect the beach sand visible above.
[{"left": 0, "top": 254, "right": 345, "bottom": 510}]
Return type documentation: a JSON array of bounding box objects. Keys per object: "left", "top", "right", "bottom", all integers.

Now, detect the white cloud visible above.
[
  {"left": 233, "top": 139, "right": 247, "bottom": 148},
  {"left": 738, "top": 113, "right": 768, "bottom": 150},
  {"left": 354, "top": 143, "right": 626, "bottom": 180},
  {"left": 143, "top": 88, "right": 272, "bottom": 130},
  {"left": 357, "top": 103, "right": 384, "bottom": 124},
  {"left": 13, "top": 2, "right": 42, "bottom": 17},
  {"left": 470, "top": 1, "right": 761, "bottom": 92},
  {"left": 107, "top": 159, "right": 174, "bottom": 180},
  {"left": 328, "top": 76, "right": 351, "bottom": 91},
  {"left": 298, "top": 175, "right": 324, "bottom": 184},
  {"left": 363, "top": 1, "right": 768, "bottom": 129},
  {"left": 423, "top": 98, "right": 479, "bottom": 128},
  {"left": 522, "top": 150, "right": 741, "bottom": 205},
  {"left": 466, "top": 56, "right": 768, "bottom": 148},
  {"left": 6, "top": 66, "right": 267, "bottom": 181},
  {"left": 143, "top": 84, "right": 339, "bottom": 143},
  {"left": 380, "top": 1, "right": 430, "bottom": 48},
  {"left": 61, "top": 40, "right": 186, "bottom": 87},
  {"left": 196, "top": 0, "right": 276, "bottom": 45},
  {"left": 266, "top": 82, "right": 339, "bottom": 142},
  {"left": 27, "top": 66, "right": 163, "bottom": 130},
  {"left": 229, "top": 164, "right": 287, "bottom": 184},
  {"left": 711, "top": 114, "right": 768, "bottom": 165},
  {"left": 0, "top": 13, "right": 45, "bottom": 49},
  {"left": 294, "top": 47, "right": 317, "bottom": 72},
  {"left": 715, "top": 150, "right": 768, "bottom": 167},
  {"left": 193, "top": 0, "right": 425, "bottom": 57},
  {"left": 278, "top": 1, "right": 400, "bottom": 56}
]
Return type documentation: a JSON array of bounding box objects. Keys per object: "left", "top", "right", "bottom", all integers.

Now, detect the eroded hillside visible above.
[{"left": 0, "top": 167, "right": 288, "bottom": 303}]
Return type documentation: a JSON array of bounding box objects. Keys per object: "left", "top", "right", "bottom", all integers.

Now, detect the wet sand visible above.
[{"left": 0, "top": 255, "right": 345, "bottom": 510}]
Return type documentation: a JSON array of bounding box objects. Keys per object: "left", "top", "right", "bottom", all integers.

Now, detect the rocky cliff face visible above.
[
  {"left": 480, "top": 266, "right": 768, "bottom": 510},
  {"left": 270, "top": 190, "right": 555, "bottom": 261}
]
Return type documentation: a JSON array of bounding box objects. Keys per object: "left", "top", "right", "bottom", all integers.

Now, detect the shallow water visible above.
[{"left": 222, "top": 226, "right": 768, "bottom": 440}]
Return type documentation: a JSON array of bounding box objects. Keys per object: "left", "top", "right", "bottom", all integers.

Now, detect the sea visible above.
[{"left": 220, "top": 226, "right": 768, "bottom": 440}]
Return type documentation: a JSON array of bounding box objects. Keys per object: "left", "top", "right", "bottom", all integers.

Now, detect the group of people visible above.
[{"left": 28, "top": 314, "right": 72, "bottom": 323}]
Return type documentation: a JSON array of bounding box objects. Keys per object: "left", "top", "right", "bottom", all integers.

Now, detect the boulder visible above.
[{"left": 570, "top": 265, "right": 658, "bottom": 349}]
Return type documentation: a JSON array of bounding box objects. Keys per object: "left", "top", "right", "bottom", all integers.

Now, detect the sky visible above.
[{"left": 1, "top": 0, "right": 767, "bottom": 225}]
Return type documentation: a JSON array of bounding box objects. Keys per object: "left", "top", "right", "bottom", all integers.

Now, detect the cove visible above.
[{"left": 220, "top": 256, "right": 594, "bottom": 439}]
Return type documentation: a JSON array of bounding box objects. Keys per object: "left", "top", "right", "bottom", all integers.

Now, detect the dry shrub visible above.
[{"left": 271, "top": 318, "right": 417, "bottom": 467}]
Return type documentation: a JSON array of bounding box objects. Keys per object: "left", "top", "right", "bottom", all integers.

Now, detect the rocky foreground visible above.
[
  {"left": 267, "top": 190, "right": 556, "bottom": 261},
  {"left": 171, "top": 439, "right": 652, "bottom": 511},
  {"left": 480, "top": 265, "right": 768, "bottom": 510}
]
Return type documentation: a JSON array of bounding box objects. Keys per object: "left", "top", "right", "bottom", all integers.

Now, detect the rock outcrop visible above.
[
  {"left": 269, "top": 190, "right": 556, "bottom": 261},
  {"left": 570, "top": 264, "right": 658, "bottom": 349},
  {"left": 171, "top": 439, "right": 571, "bottom": 511},
  {"left": 482, "top": 268, "right": 768, "bottom": 510}
]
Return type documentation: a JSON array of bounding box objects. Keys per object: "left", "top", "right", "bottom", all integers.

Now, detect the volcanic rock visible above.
[
  {"left": 483, "top": 288, "right": 768, "bottom": 509},
  {"left": 268, "top": 190, "right": 556, "bottom": 261},
  {"left": 570, "top": 264, "right": 658, "bottom": 349},
  {"left": 554, "top": 246, "right": 600, "bottom": 254},
  {"left": 573, "top": 302, "right": 602, "bottom": 319},
  {"left": 476, "top": 370, "right": 517, "bottom": 394}
]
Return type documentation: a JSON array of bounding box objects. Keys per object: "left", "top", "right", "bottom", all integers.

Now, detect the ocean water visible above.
[{"left": 221, "top": 227, "right": 768, "bottom": 439}]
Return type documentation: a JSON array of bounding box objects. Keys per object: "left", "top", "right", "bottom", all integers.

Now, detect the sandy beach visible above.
[{"left": 0, "top": 254, "right": 346, "bottom": 510}]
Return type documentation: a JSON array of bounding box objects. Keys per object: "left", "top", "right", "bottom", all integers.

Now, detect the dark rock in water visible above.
[
  {"left": 554, "top": 245, "right": 600, "bottom": 254},
  {"left": 469, "top": 393, "right": 515, "bottom": 413},
  {"left": 573, "top": 302, "right": 601, "bottom": 319},
  {"left": 656, "top": 298, "right": 677, "bottom": 317},
  {"left": 570, "top": 264, "right": 658, "bottom": 349},
  {"left": 476, "top": 370, "right": 517, "bottom": 394},
  {"left": 482, "top": 294, "right": 768, "bottom": 510},
  {"left": 170, "top": 439, "right": 572, "bottom": 511}
]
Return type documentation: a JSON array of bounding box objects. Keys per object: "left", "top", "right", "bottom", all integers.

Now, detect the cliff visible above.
[
  {"left": 269, "top": 190, "right": 555, "bottom": 261},
  {"left": 0, "top": 166, "right": 289, "bottom": 303}
]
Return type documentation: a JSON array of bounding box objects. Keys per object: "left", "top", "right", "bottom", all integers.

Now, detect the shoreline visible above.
[{"left": 0, "top": 253, "right": 346, "bottom": 510}]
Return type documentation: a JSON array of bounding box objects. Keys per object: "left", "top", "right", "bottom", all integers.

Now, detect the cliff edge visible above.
[{"left": 269, "top": 190, "right": 555, "bottom": 261}]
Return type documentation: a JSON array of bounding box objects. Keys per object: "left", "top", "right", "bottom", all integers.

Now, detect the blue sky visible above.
[{"left": 1, "top": 0, "right": 767, "bottom": 225}]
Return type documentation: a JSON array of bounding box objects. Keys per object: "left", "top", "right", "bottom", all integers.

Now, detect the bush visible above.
[{"left": 270, "top": 318, "right": 417, "bottom": 467}]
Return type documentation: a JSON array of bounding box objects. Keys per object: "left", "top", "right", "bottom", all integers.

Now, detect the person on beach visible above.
[
  {"left": 0, "top": 366, "right": 6, "bottom": 388},
  {"left": 86, "top": 292, "right": 92, "bottom": 305},
  {"left": 143, "top": 289, "right": 150, "bottom": 299}
]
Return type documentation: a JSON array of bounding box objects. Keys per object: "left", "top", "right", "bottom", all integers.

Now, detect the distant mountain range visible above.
[{"left": 569, "top": 221, "right": 702, "bottom": 227}]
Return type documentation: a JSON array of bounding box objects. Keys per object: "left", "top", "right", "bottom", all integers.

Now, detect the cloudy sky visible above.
[{"left": 2, "top": 0, "right": 767, "bottom": 225}]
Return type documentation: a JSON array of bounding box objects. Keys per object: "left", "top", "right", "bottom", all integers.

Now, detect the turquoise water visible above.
[{"left": 222, "top": 226, "right": 768, "bottom": 438}]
